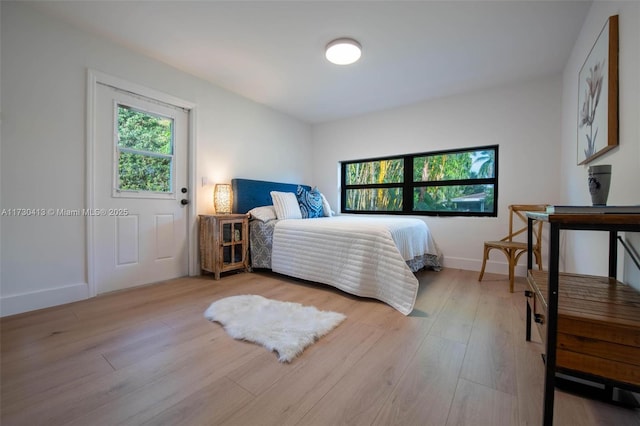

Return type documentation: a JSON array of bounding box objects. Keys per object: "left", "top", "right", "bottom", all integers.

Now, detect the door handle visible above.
[{"left": 180, "top": 199, "right": 189, "bottom": 205}]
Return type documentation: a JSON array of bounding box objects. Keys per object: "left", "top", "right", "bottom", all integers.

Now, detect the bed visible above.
[{"left": 231, "top": 178, "right": 442, "bottom": 315}]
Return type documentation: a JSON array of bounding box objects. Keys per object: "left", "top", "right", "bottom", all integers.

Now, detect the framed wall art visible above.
[{"left": 577, "top": 14, "right": 618, "bottom": 165}]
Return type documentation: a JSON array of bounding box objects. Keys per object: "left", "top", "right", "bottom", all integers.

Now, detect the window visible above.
[
  {"left": 341, "top": 145, "right": 498, "bottom": 216},
  {"left": 114, "top": 104, "right": 175, "bottom": 197}
]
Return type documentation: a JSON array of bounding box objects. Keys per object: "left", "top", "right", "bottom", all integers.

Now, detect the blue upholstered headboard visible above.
[{"left": 231, "top": 178, "right": 311, "bottom": 214}]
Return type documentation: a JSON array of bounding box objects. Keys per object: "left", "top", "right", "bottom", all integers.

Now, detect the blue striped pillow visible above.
[{"left": 296, "top": 186, "right": 324, "bottom": 219}]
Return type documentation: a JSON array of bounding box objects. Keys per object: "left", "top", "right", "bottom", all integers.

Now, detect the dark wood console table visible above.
[{"left": 525, "top": 211, "right": 640, "bottom": 426}]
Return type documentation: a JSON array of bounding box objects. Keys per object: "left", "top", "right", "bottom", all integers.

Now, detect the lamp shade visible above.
[
  {"left": 214, "top": 184, "right": 232, "bottom": 214},
  {"left": 325, "top": 38, "right": 361, "bottom": 65}
]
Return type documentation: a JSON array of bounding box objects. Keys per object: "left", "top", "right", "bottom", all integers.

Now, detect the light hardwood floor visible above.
[{"left": 2, "top": 268, "right": 639, "bottom": 425}]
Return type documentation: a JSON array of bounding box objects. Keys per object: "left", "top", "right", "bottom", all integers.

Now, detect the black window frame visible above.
[{"left": 340, "top": 144, "right": 498, "bottom": 217}]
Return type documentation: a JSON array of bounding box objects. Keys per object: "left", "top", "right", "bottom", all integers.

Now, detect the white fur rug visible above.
[{"left": 204, "top": 295, "right": 346, "bottom": 362}]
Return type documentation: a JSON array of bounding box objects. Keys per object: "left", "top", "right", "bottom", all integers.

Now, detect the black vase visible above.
[{"left": 588, "top": 164, "right": 612, "bottom": 206}]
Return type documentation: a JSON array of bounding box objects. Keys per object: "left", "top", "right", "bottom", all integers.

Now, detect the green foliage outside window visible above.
[
  {"left": 117, "top": 105, "right": 174, "bottom": 192},
  {"left": 413, "top": 184, "right": 494, "bottom": 213},
  {"left": 413, "top": 150, "right": 495, "bottom": 212},
  {"left": 346, "top": 159, "right": 403, "bottom": 185},
  {"left": 345, "top": 159, "right": 403, "bottom": 210},
  {"left": 118, "top": 153, "right": 172, "bottom": 192},
  {"left": 342, "top": 146, "right": 498, "bottom": 216},
  {"left": 346, "top": 188, "right": 403, "bottom": 211}
]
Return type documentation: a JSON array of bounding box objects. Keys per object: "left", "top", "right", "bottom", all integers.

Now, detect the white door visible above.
[{"left": 94, "top": 83, "right": 189, "bottom": 294}]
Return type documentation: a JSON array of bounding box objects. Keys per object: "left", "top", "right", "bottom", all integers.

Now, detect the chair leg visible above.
[
  {"left": 478, "top": 245, "right": 490, "bottom": 281},
  {"left": 508, "top": 250, "right": 516, "bottom": 293},
  {"left": 535, "top": 249, "right": 543, "bottom": 270}
]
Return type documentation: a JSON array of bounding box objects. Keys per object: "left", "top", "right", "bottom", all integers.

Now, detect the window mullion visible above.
[
  {"left": 404, "top": 155, "right": 413, "bottom": 213},
  {"left": 118, "top": 146, "right": 173, "bottom": 160}
]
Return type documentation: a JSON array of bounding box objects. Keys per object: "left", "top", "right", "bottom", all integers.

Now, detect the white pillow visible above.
[
  {"left": 320, "top": 193, "right": 334, "bottom": 217},
  {"left": 247, "top": 205, "right": 277, "bottom": 222},
  {"left": 270, "top": 191, "right": 302, "bottom": 219}
]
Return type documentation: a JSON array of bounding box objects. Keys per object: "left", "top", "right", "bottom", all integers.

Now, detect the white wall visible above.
[
  {"left": 312, "top": 75, "right": 563, "bottom": 274},
  {"left": 559, "top": 1, "right": 640, "bottom": 286},
  {"left": 0, "top": 2, "right": 312, "bottom": 316}
]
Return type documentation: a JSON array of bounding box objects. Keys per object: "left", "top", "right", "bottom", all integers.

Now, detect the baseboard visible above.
[
  {"left": 0, "top": 282, "right": 90, "bottom": 317},
  {"left": 441, "top": 256, "right": 527, "bottom": 277}
]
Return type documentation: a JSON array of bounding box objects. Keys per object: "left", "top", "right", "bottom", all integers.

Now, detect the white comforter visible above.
[{"left": 271, "top": 216, "right": 439, "bottom": 315}]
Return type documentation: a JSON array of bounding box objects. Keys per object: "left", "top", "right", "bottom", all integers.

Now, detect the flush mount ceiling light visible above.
[{"left": 325, "top": 38, "right": 362, "bottom": 65}]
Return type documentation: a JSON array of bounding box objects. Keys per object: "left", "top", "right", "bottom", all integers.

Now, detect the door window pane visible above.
[
  {"left": 116, "top": 104, "right": 174, "bottom": 194},
  {"left": 118, "top": 152, "right": 172, "bottom": 192}
]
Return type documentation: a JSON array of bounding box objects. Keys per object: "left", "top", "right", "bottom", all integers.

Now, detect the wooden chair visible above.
[{"left": 478, "top": 204, "right": 548, "bottom": 292}]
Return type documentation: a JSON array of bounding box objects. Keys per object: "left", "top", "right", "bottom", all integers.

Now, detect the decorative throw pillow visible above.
[
  {"left": 247, "top": 205, "right": 277, "bottom": 222},
  {"left": 296, "top": 186, "right": 324, "bottom": 219},
  {"left": 320, "top": 193, "right": 333, "bottom": 217},
  {"left": 270, "top": 191, "right": 302, "bottom": 220}
]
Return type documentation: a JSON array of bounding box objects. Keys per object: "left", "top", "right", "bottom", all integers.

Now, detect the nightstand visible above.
[{"left": 199, "top": 214, "right": 250, "bottom": 280}]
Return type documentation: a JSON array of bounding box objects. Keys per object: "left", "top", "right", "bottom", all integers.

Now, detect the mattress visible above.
[{"left": 267, "top": 216, "right": 441, "bottom": 315}]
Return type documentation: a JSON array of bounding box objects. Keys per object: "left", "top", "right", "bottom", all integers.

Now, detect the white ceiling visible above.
[{"left": 33, "top": 1, "right": 591, "bottom": 123}]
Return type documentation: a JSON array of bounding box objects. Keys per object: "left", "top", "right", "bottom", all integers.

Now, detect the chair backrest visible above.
[{"left": 502, "top": 204, "right": 548, "bottom": 246}]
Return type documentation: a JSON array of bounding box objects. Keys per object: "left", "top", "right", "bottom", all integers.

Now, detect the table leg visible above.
[{"left": 542, "top": 223, "right": 560, "bottom": 426}]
